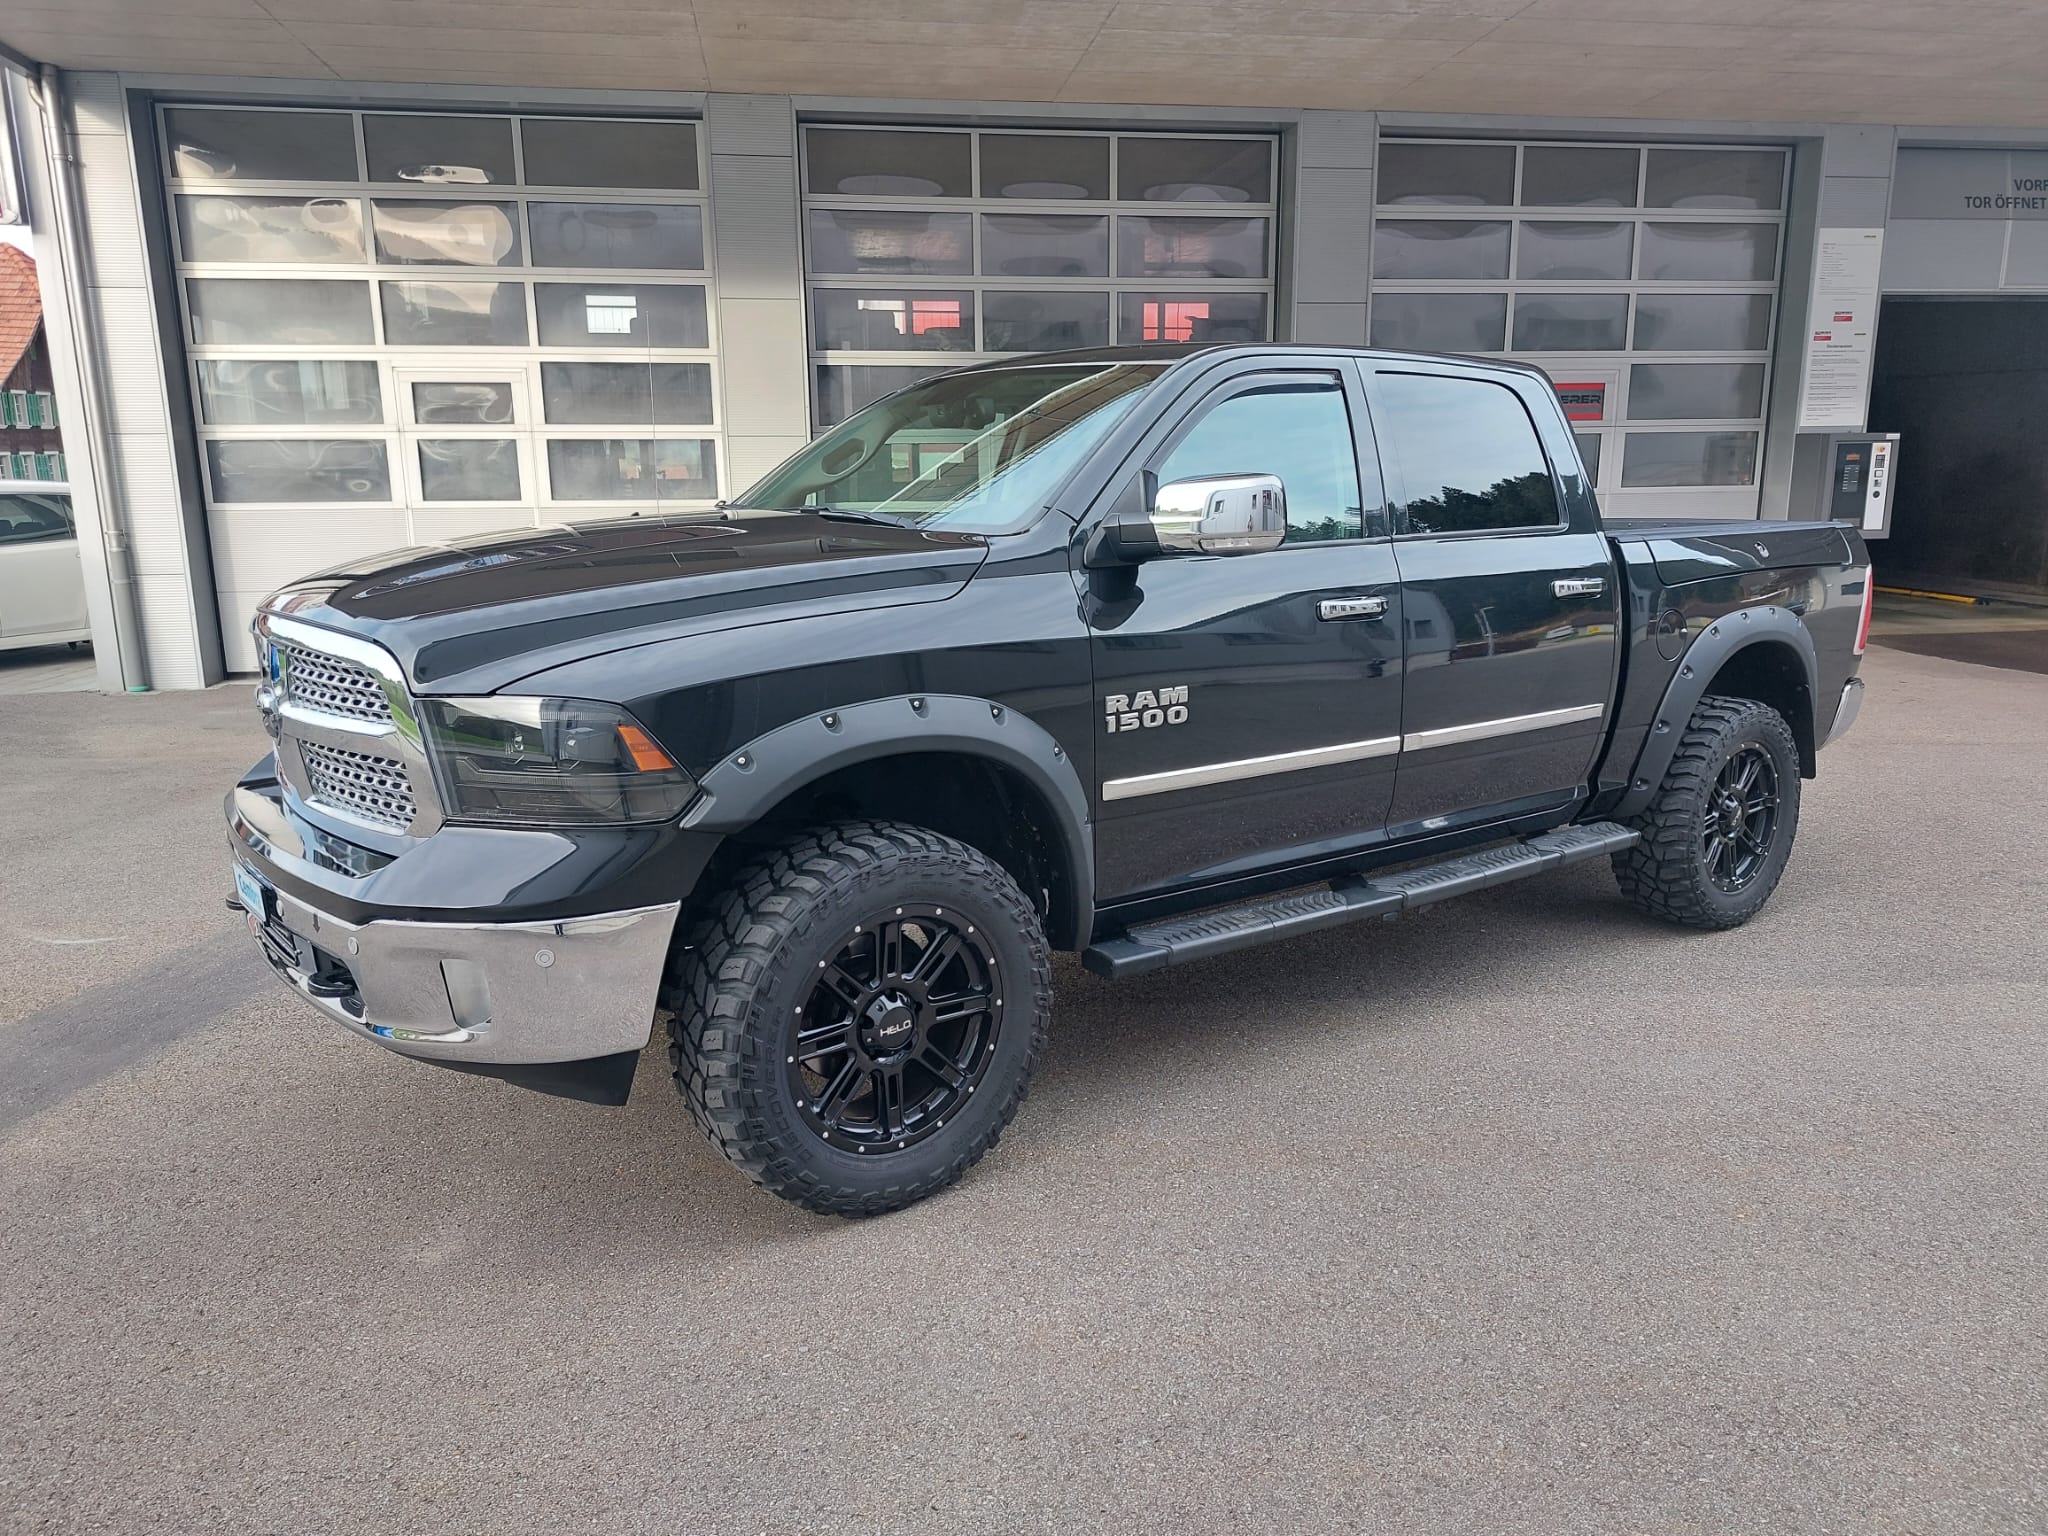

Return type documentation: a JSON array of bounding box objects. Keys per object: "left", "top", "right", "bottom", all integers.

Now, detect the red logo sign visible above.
[{"left": 1554, "top": 381, "right": 1606, "bottom": 422}]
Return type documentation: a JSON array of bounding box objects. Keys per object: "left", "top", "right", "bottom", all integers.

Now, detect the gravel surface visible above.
[{"left": 2, "top": 645, "right": 2043, "bottom": 1534}]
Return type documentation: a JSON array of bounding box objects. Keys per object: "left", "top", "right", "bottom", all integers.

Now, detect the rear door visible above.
[{"left": 1365, "top": 362, "right": 1620, "bottom": 833}]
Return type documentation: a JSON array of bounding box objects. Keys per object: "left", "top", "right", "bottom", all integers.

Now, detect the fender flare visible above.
[
  {"left": 681, "top": 693, "right": 1094, "bottom": 948},
  {"left": 1612, "top": 605, "right": 1819, "bottom": 820}
]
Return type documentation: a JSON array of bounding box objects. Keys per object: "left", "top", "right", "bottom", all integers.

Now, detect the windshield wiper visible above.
[{"left": 803, "top": 505, "right": 916, "bottom": 528}]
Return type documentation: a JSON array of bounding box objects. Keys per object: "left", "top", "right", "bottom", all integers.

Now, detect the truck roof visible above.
[{"left": 940, "top": 342, "right": 1556, "bottom": 386}]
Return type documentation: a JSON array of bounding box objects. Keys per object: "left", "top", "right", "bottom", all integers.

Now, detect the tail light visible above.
[{"left": 1853, "top": 570, "right": 1874, "bottom": 656}]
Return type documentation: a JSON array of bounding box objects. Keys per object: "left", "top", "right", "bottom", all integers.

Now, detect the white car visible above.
[{"left": 0, "top": 491, "right": 90, "bottom": 653}]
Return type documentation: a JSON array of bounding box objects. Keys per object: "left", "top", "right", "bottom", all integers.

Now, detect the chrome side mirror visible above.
[{"left": 1144, "top": 473, "right": 1288, "bottom": 559}]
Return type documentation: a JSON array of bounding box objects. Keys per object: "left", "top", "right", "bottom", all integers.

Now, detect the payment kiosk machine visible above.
[{"left": 1823, "top": 432, "right": 1899, "bottom": 539}]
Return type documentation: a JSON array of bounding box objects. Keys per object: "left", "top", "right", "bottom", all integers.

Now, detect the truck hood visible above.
[{"left": 263, "top": 511, "right": 990, "bottom": 693}]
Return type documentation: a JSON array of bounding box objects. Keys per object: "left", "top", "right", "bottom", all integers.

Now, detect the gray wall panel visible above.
[
  {"left": 705, "top": 93, "right": 809, "bottom": 453},
  {"left": 1820, "top": 175, "right": 1890, "bottom": 228},
  {"left": 1294, "top": 166, "right": 1373, "bottom": 306},
  {"left": 1293, "top": 302, "right": 1368, "bottom": 345},
  {"left": 1882, "top": 220, "right": 2007, "bottom": 291}
]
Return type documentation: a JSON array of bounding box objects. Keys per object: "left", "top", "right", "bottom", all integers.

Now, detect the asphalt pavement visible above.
[{"left": 2, "top": 643, "right": 2044, "bottom": 1534}]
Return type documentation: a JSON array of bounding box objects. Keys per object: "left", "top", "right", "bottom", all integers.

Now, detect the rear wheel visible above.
[
  {"left": 1613, "top": 695, "right": 1801, "bottom": 930},
  {"left": 665, "top": 821, "right": 1051, "bottom": 1217}
]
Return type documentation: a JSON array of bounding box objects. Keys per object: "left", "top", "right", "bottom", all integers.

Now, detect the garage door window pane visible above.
[
  {"left": 164, "top": 108, "right": 357, "bottom": 182},
  {"left": 1377, "top": 142, "right": 1515, "bottom": 206},
  {"left": 176, "top": 196, "right": 366, "bottom": 264},
  {"left": 418, "top": 440, "right": 520, "bottom": 501},
  {"left": 1628, "top": 362, "right": 1765, "bottom": 420},
  {"left": 1621, "top": 430, "right": 1757, "bottom": 487},
  {"left": 535, "top": 283, "right": 709, "bottom": 348},
  {"left": 1118, "top": 292, "right": 1268, "bottom": 344},
  {"left": 984, "top": 291, "right": 1109, "bottom": 352},
  {"left": 807, "top": 210, "right": 972, "bottom": 276},
  {"left": 1118, "top": 137, "right": 1271, "bottom": 204},
  {"left": 1513, "top": 294, "right": 1628, "bottom": 350},
  {"left": 523, "top": 118, "right": 698, "bottom": 190},
  {"left": 199, "top": 360, "right": 382, "bottom": 425},
  {"left": 529, "top": 203, "right": 703, "bottom": 270},
  {"left": 188, "top": 279, "right": 373, "bottom": 345},
  {"left": 411, "top": 381, "right": 515, "bottom": 425},
  {"left": 547, "top": 439, "right": 716, "bottom": 499},
  {"left": 1368, "top": 292, "right": 1507, "bottom": 352},
  {"left": 1645, "top": 149, "right": 1784, "bottom": 210},
  {"left": 1640, "top": 223, "right": 1776, "bottom": 281},
  {"left": 1633, "top": 293, "right": 1772, "bottom": 350},
  {"left": 806, "top": 129, "right": 970, "bottom": 198},
  {"left": 982, "top": 134, "right": 1107, "bottom": 200},
  {"left": 1521, "top": 146, "right": 1639, "bottom": 207},
  {"left": 380, "top": 281, "right": 530, "bottom": 345},
  {"left": 363, "top": 114, "right": 515, "bottom": 186},
  {"left": 1518, "top": 220, "right": 1633, "bottom": 280},
  {"left": 1574, "top": 432, "right": 1602, "bottom": 482},
  {"left": 372, "top": 201, "right": 523, "bottom": 267},
  {"left": 812, "top": 290, "right": 975, "bottom": 352},
  {"left": 1116, "top": 216, "right": 1267, "bottom": 279},
  {"left": 1372, "top": 220, "right": 1509, "bottom": 281},
  {"left": 980, "top": 214, "right": 1108, "bottom": 278},
  {"left": 540, "top": 362, "right": 715, "bottom": 425},
  {"left": 815, "top": 365, "right": 944, "bottom": 426},
  {"left": 206, "top": 439, "right": 390, "bottom": 502},
  {"left": 1377, "top": 373, "right": 1560, "bottom": 533}
]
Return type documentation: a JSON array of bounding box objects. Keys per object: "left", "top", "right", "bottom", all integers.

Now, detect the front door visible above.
[
  {"left": 1364, "top": 362, "right": 1621, "bottom": 833},
  {"left": 1085, "top": 364, "right": 1405, "bottom": 902}
]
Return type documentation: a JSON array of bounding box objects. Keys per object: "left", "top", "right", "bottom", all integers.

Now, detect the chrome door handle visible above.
[
  {"left": 1318, "top": 596, "right": 1388, "bottom": 621},
  {"left": 1552, "top": 577, "right": 1606, "bottom": 598}
]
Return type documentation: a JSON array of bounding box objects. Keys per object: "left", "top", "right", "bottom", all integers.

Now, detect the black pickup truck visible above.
[{"left": 227, "top": 345, "right": 1872, "bottom": 1216}]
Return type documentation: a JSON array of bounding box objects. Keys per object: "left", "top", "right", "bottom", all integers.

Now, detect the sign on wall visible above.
[
  {"left": 1797, "top": 228, "right": 1885, "bottom": 431},
  {"left": 1890, "top": 148, "right": 2048, "bottom": 221},
  {"left": 1553, "top": 382, "right": 1606, "bottom": 422}
]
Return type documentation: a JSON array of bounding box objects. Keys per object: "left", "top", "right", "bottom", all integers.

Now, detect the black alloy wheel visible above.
[
  {"left": 1701, "top": 743, "right": 1780, "bottom": 893},
  {"left": 788, "top": 908, "right": 1004, "bottom": 1155}
]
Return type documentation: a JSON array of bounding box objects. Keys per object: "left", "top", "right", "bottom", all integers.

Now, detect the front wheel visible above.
[
  {"left": 665, "top": 821, "right": 1052, "bottom": 1217},
  {"left": 1613, "top": 695, "right": 1802, "bottom": 930}
]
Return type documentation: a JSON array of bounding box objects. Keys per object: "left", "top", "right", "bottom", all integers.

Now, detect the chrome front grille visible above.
[
  {"left": 300, "top": 741, "right": 418, "bottom": 832},
  {"left": 280, "top": 643, "right": 392, "bottom": 724}
]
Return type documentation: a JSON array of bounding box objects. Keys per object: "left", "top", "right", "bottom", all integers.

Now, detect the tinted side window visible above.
[
  {"left": 0, "top": 494, "right": 76, "bottom": 545},
  {"left": 1157, "top": 377, "right": 1367, "bottom": 543},
  {"left": 1377, "top": 373, "right": 1560, "bottom": 535}
]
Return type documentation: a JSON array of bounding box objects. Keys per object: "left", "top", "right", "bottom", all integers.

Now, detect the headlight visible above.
[{"left": 417, "top": 697, "right": 696, "bottom": 826}]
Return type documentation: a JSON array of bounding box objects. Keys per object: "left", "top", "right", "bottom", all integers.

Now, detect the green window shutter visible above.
[
  {"left": 0, "top": 392, "right": 14, "bottom": 428},
  {"left": 49, "top": 452, "right": 67, "bottom": 481}
]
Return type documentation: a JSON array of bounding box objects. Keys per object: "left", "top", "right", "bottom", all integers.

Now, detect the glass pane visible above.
[
  {"left": 983, "top": 291, "right": 1109, "bottom": 352},
  {"left": 1377, "top": 142, "right": 1515, "bottom": 206},
  {"left": 1632, "top": 293, "right": 1772, "bottom": 351},
  {"left": 199, "top": 360, "right": 382, "bottom": 425},
  {"left": 814, "top": 364, "right": 945, "bottom": 426},
  {"left": 540, "top": 362, "right": 714, "bottom": 425},
  {"left": 982, "top": 134, "right": 1107, "bottom": 200},
  {"left": 187, "top": 279, "right": 373, "bottom": 345},
  {"left": 1376, "top": 373, "right": 1560, "bottom": 533},
  {"left": 363, "top": 114, "right": 515, "bottom": 186},
  {"left": 176, "top": 196, "right": 365, "bottom": 264},
  {"left": 812, "top": 289, "right": 975, "bottom": 353},
  {"left": 1513, "top": 293, "right": 1628, "bottom": 350},
  {"left": 418, "top": 439, "right": 520, "bottom": 500},
  {"left": 1628, "top": 362, "right": 1765, "bottom": 420},
  {"left": 1160, "top": 380, "right": 1363, "bottom": 542},
  {"left": 807, "top": 210, "right": 972, "bottom": 276},
  {"left": 411, "top": 381, "right": 514, "bottom": 425},
  {"left": 547, "top": 439, "right": 717, "bottom": 500},
  {"left": 806, "top": 128, "right": 970, "bottom": 197},
  {"left": 1118, "top": 137, "right": 1271, "bottom": 204},
  {"left": 1621, "top": 430, "right": 1758, "bottom": 487},
  {"left": 522, "top": 118, "right": 698, "bottom": 190},
  {"left": 1116, "top": 216, "right": 1268, "bottom": 279},
  {"left": 535, "top": 283, "right": 709, "bottom": 348},
  {"left": 1517, "top": 221, "right": 1633, "bottom": 280},
  {"left": 1368, "top": 292, "right": 1506, "bottom": 352},
  {"left": 1645, "top": 149, "right": 1785, "bottom": 210},
  {"left": 1521, "top": 146, "right": 1638, "bottom": 208},
  {"left": 372, "top": 201, "right": 522, "bottom": 266},
  {"left": 206, "top": 439, "right": 390, "bottom": 502},
  {"left": 380, "top": 280, "right": 529, "bottom": 345},
  {"left": 1118, "top": 292, "right": 1268, "bottom": 344},
  {"left": 980, "top": 213, "right": 1108, "bottom": 278},
  {"left": 163, "top": 108, "right": 357, "bottom": 183},
  {"left": 1639, "top": 223, "right": 1776, "bottom": 282},
  {"left": 528, "top": 203, "right": 703, "bottom": 270},
  {"left": 1574, "top": 432, "right": 1602, "bottom": 482},
  {"left": 1371, "top": 220, "right": 1508, "bottom": 280}
]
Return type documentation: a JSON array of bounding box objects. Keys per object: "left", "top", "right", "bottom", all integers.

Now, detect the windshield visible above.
[{"left": 739, "top": 363, "right": 1165, "bottom": 533}]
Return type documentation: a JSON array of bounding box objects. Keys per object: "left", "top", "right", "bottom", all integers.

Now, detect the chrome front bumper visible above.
[
  {"left": 1824, "top": 675, "right": 1866, "bottom": 748},
  {"left": 237, "top": 865, "right": 679, "bottom": 1066}
]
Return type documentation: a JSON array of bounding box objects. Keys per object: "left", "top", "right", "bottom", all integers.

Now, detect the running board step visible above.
[{"left": 1081, "top": 821, "right": 1639, "bottom": 979}]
